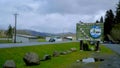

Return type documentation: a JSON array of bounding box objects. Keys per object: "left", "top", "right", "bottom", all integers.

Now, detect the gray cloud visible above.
[
  {"left": 35, "top": 0, "right": 118, "bottom": 15},
  {"left": 0, "top": 0, "right": 119, "bottom": 33}
]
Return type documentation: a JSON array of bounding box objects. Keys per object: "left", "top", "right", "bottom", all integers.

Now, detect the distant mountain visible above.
[
  {"left": 17, "top": 29, "right": 55, "bottom": 37},
  {"left": 0, "top": 29, "right": 75, "bottom": 37},
  {"left": 55, "top": 32, "right": 76, "bottom": 36}
]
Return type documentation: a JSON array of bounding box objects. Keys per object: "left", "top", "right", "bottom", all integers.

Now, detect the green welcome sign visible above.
[{"left": 76, "top": 23, "right": 103, "bottom": 41}]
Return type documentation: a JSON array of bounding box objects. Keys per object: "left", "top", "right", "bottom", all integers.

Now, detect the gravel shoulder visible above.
[{"left": 70, "top": 44, "right": 120, "bottom": 68}]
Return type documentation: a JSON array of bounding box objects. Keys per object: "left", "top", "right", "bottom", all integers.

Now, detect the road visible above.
[
  {"left": 0, "top": 41, "right": 77, "bottom": 48},
  {"left": 104, "top": 44, "right": 120, "bottom": 55}
]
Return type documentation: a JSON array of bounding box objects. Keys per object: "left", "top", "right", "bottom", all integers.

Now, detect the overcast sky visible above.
[{"left": 0, "top": 0, "right": 119, "bottom": 33}]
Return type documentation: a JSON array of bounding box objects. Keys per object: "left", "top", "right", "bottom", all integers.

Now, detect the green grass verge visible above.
[
  {"left": 0, "top": 40, "right": 12, "bottom": 43},
  {"left": 38, "top": 39, "right": 46, "bottom": 42},
  {"left": 0, "top": 42, "right": 114, "bottom": 68}
]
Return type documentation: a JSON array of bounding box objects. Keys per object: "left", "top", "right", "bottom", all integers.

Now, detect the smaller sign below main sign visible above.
[{"left": 90, "top": 26, "right": 101, "bottom": 39}]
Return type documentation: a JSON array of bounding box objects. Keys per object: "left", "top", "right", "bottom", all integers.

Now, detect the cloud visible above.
[
  {"left": 34, "top": 0, "right": 118, "bottom": 15},
  {"left": 0, "top": 0, "right": 119, "bottom": 33}
]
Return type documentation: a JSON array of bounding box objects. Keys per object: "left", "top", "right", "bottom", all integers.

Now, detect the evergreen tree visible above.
[
  {"left": 100, "top": 16, "right": 104, "bottom": 23},
  {"left": 104, "top": 9, "right": 114, "bottom": 40},
  {"left": 6, "top": 25, "right": 13, "bottom": 41},
  {"left": 115, "top": 0, "right": 120, "bottom": 24},
  {"left": 95, "top": 20, "right": 99, "bottom": 23}
]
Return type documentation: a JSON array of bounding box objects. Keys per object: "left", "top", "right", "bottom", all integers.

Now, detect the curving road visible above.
[{"left": 0, "top": 41, "right": 77, "bottom": 48}]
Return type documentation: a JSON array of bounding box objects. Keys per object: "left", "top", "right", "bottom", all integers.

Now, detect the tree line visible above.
[
  {"left": 104, "top": 1, "right": 120, "bottom": 41},
  {"left": 96, "top": 1, "right": 120, "bottom": 42}
]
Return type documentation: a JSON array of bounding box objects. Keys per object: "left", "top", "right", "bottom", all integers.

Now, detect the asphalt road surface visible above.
[
  {"left": 0, "top": 41, "right": 77, "bottom": 48},
  {"left": 104, "top": 44, "right": 120, "bottom": 55}
]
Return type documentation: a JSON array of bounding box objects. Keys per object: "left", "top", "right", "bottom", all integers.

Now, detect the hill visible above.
[
  {"left": 0, "top": 29, "right": 76, "bottom": 38},
  {"left": 17, "top": 30, "right": 55, "bottom": 37}
]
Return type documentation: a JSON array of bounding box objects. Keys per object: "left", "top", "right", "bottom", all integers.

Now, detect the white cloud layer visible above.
[{"left": 0, "top": 0, "right": 119, "bottom": 33}]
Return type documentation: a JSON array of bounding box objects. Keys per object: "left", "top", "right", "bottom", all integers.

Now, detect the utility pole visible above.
[{"left": 14, "top": 13, "right": 18, "bottom": 43}]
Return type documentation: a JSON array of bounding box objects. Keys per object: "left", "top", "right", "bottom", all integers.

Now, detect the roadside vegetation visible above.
[
  {"left": 38, "top": 38, "right": 46, "bottom": 42},
  {"left": 110, "top": 23, "right": 120, "bottom": 42},
  {"left": 0, "top": 25, "right": 13, "bottom": 43},
  {"left": 103, "top": 1, "right": 120, "bottom": 42},
  {"left": 0, "top": 40, "right": 12, "bottom": 43},
  {"left": 0, "top": 42, "right": 114, "bottom": 68},
  {"left": 37, "top": 36, "right": 46, "bottom": 42}
]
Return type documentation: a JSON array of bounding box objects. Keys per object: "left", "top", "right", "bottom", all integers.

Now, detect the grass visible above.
[
  {"left": 0, "top": 40, "right": 12, "bottom": 43},
  {"left": 0, "top": 36, "right": 6, "bottom": 38},
  {"left": 38, "top": 38, "right": 46, "bottom": 42},
  {"left": 0, "top": 42, "right": 114, "bottom": 68}
]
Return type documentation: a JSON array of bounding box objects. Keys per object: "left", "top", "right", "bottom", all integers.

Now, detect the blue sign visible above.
[{"left": 90, "top": 26, "right": 101, "bottom": 38}]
